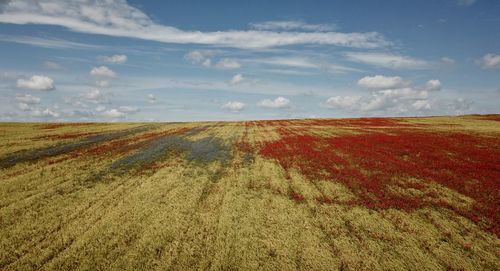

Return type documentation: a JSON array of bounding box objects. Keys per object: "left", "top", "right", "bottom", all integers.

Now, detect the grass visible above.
[{"left": 0, "top": 115, "right": 499, "bottom": 270}]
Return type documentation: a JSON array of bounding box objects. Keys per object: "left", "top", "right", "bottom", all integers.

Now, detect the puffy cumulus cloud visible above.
[
  {"left": 18, "top": 102, "right": 32, "bottom": 111},
  {"left": 78, "top": 89, "right": 112, "bottom": 105},
  {"left": 15, "top": 94, "right": 40, "bottom": 104},
  {"left": 230, "top": 74, "right": 244, "bottom": 85},
  {"left": 31, "top": 108, "right": 60, "bottom": 118},
  {"left": 84, "top": 89, "right": 101, "bottom": 100},
  {"left": 412, "top": 100, "right": 431, "bottom": 111},
  {"left": 0, "top": 1, "right": 389, "bottom": 49},
  {"left": 81, "top": 89, "right": 105, "bottom": 103},
  {"left": 357, "top": 75, "right": 407, "bottom": 90},
  {"left": 325, "top": 75, "right": 446, "bottom": 113},
  {"left": 257, "top": 96, "right": 291, "bottom": 109},
  {"left": 424, "top": 79, "right": 441, "bottom": 91},
  {"left": 147, "top": 94, "right": 156, "bottom": 103},
  {"left": 221, "top": 101, "right": 245, "bottom": 112},
  {"left": 250, "top": 20, "right": 336, "bottom": 32},
  {"left": 345, "top": 52, "right": 430, "bottom": 69},
  {"left": 90, "top": 66, "right": 116, "bottom": 78},
  {"left": 215, "top": 58, "right": 241, "bottom": 69},
  {"left": 322, "top": 96, "right": 361, "bottom": 109},
  {"left": 102, "top": 106, "right": 139, "bottom": 118},
  {"left": 16, "top": 75, "right": 55, "bottom": 90},
  {"left": 98, "top": 54, "right": 127, "bottom": 64},
  {"left": 102, "top": 108, "right": 125, "bottom": 118},
  {"left": 477, "top": 53, "right": 500, "bottom": 69},
  {"left": 185, "top": 50, "right": 216, "bottom": 67}
]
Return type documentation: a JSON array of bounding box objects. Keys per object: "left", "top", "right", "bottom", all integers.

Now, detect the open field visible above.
[{"left": 0, "top": 115, "right": 499, "bottom": 270}]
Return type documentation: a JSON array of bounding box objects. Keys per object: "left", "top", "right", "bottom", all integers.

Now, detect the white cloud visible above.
[
  {"left": 323, "top": 96, "right": 361, "bottom": 109},
  {"left": 90, "top": 66, "right": 116, "bottom": 78},
  {"left": 326, "top": 76, "right": 445, "bottom": 113},
  {"left": 441, "top": 57, "right": 455, "bottom": 64},
  {"left": 230, "top": 74, "right": 244, "bottom": 85},
  {"left": 102, "top": 106, "right": 139, "bottom": 118},
  {"left": 44, "top": 61, "right": 62, "bottom": 69},
  {"left": 102, "top": 109, "right": 125, "bottom": 118},
  {"left": 0, "top": 34, "right": 103, "bottom": 49},
  {"left": 0, "top": 1, "right": 388, "bottom": 49},
  {"left": 118, "top": 106, "right": 139, "bottom": 113},
  {"left": 16, "top": 75, "right": 55, "bottom": 90},
  {"left": 81, "top": 89, "right": 109, "bottom": 104},
  {"left": 424, "top": 79, "right": 441, "bottom": 91},
  {"left": 412, "top": 100, "right": 431, "bottom": 111},
  {"left": 221, "top": 101, "right": 245, "bottom": 112},
  {"left": 215, "top": 58, "right": 241, "bottom": 69},
  {"left": 147, "top": 94, "right": 156, "bottom": 103},
  {"left": 250, "top": 20, "right": 336, "bottom": 32},
  {"left": 18, "top": 102, "right": 31, "bottom": 111},
  {"left": 457, "top": 0, "right": 476, "bottom": 6},
  {"left": 15, "top": 94, "right": 40, "bottom": 104},
  {"left": 378, "top": 88, "right": 428, "bottom": 100},
  {"left": 82, "top": 89, "right": 102, "bottom": 100},
  {"left": 185, "top": 50, "right": 215, "bottom": 67},
  {"left": 95, "top": 80, "right": 110, "bottom": 88},
  {"left": 95, "top": 105, "right": 106, "bottom": 112},
  {"left": 357, "top": 75, "right": 407, "bottom": 90},
  {"left": 477, "top": 53, "right": 500, "bottom": 69},
  {"left": 98, "top": 54, "right": 127, "bottom": 64},
  {"left": 31, "top": 108, "right": 60, "bottom": 118},
  {"left": 257, "top": 96, "right": 291, "bottom": 109},
  {"left": 345, "top": 52, "right": 430, "bottom": 69},
  {"left": 248, "top": 56, "right": 360, "bottom": 73}
]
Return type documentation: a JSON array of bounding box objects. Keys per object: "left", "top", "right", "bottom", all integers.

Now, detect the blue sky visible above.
[{"left": 0, "top": 0, "right": 499, "bottom": 121}]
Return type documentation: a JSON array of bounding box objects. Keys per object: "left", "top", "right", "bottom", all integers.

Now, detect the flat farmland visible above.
[{"left": 0, "top": 115, "right": 499, "bottom": 270}]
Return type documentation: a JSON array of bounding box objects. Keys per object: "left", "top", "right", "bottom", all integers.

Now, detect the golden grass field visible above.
[{"left": 0, "top": 115, "right": 498, "bottom": 271}]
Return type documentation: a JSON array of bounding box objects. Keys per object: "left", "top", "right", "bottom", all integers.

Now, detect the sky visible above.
[{"left": 0, "top": 0, "right": 499, "bottom": 122}]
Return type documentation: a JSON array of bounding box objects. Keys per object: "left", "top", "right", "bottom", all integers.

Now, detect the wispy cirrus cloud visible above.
[
  {"left": 0, "top": 34, "right": 103, "bottom": 49},
  {"left": 0, "top": 0, "right": 389, "bottom": 49},
  {"left": 249, "top": 20, "right": 337, "bottom": 32},
  {"left": 345, "top": 52, "right": 431, "bottom": 69},
  {"left": 246, "top": 56, "right": 361, "bottom": 73}
]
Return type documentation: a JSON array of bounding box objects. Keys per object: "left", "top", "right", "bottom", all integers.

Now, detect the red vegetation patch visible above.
[
  {"left": 289, "top": 189, "right": 305, "bottom": 202},
  {"left": 38, "top": 132, "right": 98, "bottom": 140},
  {"left": 234, "top": 125, "right": 253, "bottom": 154},
  {"left": 260, "top": 130, "right": 500, "bottom": 235},
  {"left": 250, "top": 117, "right": 417, "bottom": 128},
  {"left": 306, "top": 117, "right": 413, "bottom": 127},
  {"left": 38, "top": 123, "right": 98, "bottom": 129}
]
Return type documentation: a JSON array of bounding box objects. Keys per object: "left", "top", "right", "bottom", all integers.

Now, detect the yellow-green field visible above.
[{"left": 0, "top": 115, "right": 499, "bottom": 270}]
